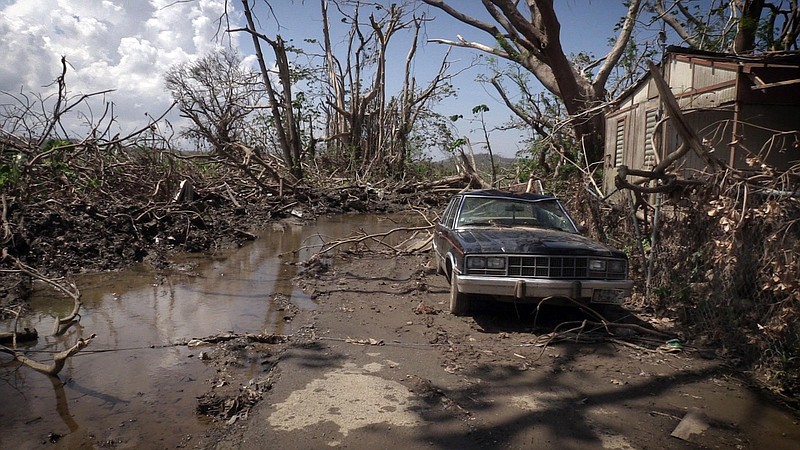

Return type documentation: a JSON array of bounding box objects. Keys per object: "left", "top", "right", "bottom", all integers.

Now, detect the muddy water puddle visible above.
[{"left": 0, "top": 214, "right": 420, "bottom": 449}]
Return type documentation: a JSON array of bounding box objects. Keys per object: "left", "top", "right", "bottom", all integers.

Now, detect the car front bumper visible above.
[{"left": 456, "top": 274, "right": 634, "bottom": 305}]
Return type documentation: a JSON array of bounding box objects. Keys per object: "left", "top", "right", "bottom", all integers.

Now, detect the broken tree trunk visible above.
[{"left": 647, "top": 60, "right": 723, "bottom": 170}]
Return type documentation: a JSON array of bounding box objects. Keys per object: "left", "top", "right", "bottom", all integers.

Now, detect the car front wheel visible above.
[{"left": 449, "top": 269, "right": 471, "bottom": 315}]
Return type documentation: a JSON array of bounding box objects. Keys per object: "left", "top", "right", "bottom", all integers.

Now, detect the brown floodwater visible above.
[{"left": 0, "top": 213, "right": 421, "bottom": 449}]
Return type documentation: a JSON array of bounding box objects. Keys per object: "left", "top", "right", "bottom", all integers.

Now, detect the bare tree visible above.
[
  {"left": 165, "top": 50, "right": 257, "bottom": 150},
  {"left": 650, "top": 0, "right": 800, "bottom": 53},
  {"left": 320, "top": 0, "right": 455, "bottom": 178},
  {"left": 385, "top": 11, "right": 454, "bottom": 175},
  {"left": 422, "top": 0, "right": 642, "bottom": 163},
  {"left": 230, "top": 0, "right": 305, "bottom": 180},
  {"left": 165, "top": 49, "right": 289, "bottom": 190}
]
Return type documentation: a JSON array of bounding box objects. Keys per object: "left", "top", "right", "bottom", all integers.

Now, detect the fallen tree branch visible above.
[
  {"left": 0, "top": 334, "right": 96, "bottom": 376},
  {"left": 647, "top": 60, "right": 724, "bottom": 170},
  {"left": 530, "top": 300, "right": 677, "bottom": 362},
  {"left": 185, "top": 332, "right": 290, "bottom": 346},
  {"left": 299, "top": 225, "right": 434, "bottom": 260},
  {"left": 0, "top": 253, "right": 82, "bottom": 336}
]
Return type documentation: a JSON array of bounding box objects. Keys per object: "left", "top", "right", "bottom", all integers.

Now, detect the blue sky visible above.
[
  {"left": 0, "top": 1, "right": 654, "bottom": 158},
  {"left": 255, "top": 1, "right": 637, "bottom": 157}
]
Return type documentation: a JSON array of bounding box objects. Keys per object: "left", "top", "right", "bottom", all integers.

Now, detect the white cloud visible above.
[{"left": 0, "top": 0, "right": 240, "bottom": 137}]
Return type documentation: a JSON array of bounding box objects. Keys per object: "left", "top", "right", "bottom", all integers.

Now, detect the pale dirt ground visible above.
[{"left": 197, "top": 253, "right": 800, "bottom": 450}]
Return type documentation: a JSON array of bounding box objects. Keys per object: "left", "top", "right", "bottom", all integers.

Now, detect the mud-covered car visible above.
[{"left": 432, "top": 189, "right": 633, "bottom": 315}]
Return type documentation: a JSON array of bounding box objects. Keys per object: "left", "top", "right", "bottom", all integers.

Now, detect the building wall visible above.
[
  {"left": 668, "top": 108, "right": 734, "bottom": 175},
  {"left": 737, "top": 104, "right": 800, "bottom": 169},
  {"left": 603, "top": 52, "right": 800, "bottom": 197}
]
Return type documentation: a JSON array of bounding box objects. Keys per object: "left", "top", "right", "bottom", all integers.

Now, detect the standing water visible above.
[{"left": 0, "top": 214, "right": 422, "bottom": 449}]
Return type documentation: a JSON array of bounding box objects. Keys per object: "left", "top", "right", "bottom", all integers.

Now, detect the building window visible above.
[
  {"left": 614, "top": 119, "right": 625, "bottom": 167},
  {"left": 644, "top": 110, "right": 658, "bottom": 169}
]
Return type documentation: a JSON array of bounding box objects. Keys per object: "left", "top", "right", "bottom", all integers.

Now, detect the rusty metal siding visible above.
[
  {"left": 668, "top": 59, "right": 694, "bottom": 96},
  {"left": 693, "top": 63, "right": 736, "bottom": 89},
  {"left": 681, "top": 86, "right": 736, "bottom": 109}
]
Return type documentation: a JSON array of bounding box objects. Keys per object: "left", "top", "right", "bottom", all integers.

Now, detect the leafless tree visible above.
[
  {"left": 650, "top": 0, "right": 800, "bottom": 53},
  {"left": 320, "top": 0, "right": 456, "bottom": 178},
  {"left": 164, "top": 49, "right": 290, "bottom": 190},
  {"left": 227, "top": 0, "right": 306, "bottom": 180}
]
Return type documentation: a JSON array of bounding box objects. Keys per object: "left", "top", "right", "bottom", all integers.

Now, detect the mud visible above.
[
  {"left": 0, "top": 214, "right": 424, "bottom": 449},
  {"left": 202, "top": 253, "right": 800, "bottom": 449},
  {"left": 3, "top": 209, "right": 800, "bottom": 449}
]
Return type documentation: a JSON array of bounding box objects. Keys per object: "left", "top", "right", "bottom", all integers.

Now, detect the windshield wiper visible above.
[
  {"left": 531, "top": 224, "right": 573, "bottom": 232},
  {"left": 460, "top": 220, "right": 508, "bottom": 227}
]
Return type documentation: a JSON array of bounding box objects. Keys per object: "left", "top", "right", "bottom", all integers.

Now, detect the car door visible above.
[{"left": 434, "top": 195, "right": 462, "bottom": 271}]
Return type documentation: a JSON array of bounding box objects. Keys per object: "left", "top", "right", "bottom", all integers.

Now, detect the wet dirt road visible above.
[
  {"left": 3, "top": 214, "right": 799, "bottom": 449},
  {"left": 0, "top": 215, "right": 414, "bottom": 449},
  {"left": 206, "top": 254, "right": 800, "bottom": 450}
]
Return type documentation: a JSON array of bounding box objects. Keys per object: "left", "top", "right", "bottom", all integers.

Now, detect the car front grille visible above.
[{"left": 468, "top": 255, "right": 627, "bottom": 280}]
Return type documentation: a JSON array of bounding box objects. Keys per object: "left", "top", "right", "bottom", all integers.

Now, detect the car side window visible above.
[
  {"left": 442, "top": 196, "right": 460, "bottom": 228},
  {"left": 534, "top": 201, "right": 576, "bottom": 232},
  {"left": 456, "top": 197, "right": 486, "bottom": 226}
]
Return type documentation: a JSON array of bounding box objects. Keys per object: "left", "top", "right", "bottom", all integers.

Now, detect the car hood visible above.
[{"left": 455, "top": 227, "right": 625, "bottom": 258}]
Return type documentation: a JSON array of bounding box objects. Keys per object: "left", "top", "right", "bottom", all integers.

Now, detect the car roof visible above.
[{"left": 461, "top": 189, "right": 555, "bottom": 201}]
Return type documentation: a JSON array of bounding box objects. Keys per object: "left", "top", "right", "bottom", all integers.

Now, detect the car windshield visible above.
[{"left": 456, "top": 196, "right": 577, "bottom": 233}]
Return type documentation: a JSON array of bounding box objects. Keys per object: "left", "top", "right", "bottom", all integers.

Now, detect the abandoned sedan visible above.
[{"left": 432, "top": 189, "right": 633, "bottom": 315}]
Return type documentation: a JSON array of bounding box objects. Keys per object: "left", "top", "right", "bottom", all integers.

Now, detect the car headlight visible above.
[
  {"left": 608, "top": 260, "right": 626, "bottom": 273},
  {"left": 467, "top": 256, "right": 506, "bottom": 270},
  {"left": 467, "top": 257, "right": 486, "bottom": 269},
  {"left": 588, "top": 259, "right": 606, "bottom": 271},
  {"left": 487, "top": 257, "right": 505, "bottom": 269}
]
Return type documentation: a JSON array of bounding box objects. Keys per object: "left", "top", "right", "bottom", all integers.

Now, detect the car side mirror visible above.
[{"left": 576, "top": 225, "right": 588, "bottom": 234}]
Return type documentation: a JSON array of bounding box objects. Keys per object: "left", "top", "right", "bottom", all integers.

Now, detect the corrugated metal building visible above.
[{"left": 603, "top": 46, "right": 800, "bottom": 195}]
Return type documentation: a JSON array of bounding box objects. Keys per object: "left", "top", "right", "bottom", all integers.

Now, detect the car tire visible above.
[{"left": 449, "top": 269, "right": 471, "bottom": 316}]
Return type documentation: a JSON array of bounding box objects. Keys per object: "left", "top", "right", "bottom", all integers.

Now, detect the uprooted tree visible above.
[{"left": 0, "top": 258, "right": 93, "bottom": 377}]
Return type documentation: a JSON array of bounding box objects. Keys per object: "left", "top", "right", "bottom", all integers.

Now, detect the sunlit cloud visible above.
[{"left": 0, "top": 0, "right": 240, "bottom": 137}]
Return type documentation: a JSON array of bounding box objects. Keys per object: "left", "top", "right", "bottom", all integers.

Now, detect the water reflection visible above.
[
  {"left": 50, "top": 376, "right": 79, "bottom": 433},
  {"left": 0, "top": 213, "right": 420, "bottom": 449}
]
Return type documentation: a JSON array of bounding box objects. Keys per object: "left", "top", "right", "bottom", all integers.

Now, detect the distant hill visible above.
[
  {"left": 420, "top": 152, "right": 519, "bottom": 179},
  {"left": 470, "top": 152, "right": 516, "bottom": 171},
  {"left": 440, "top": 152, "right": 516, "bottom": 171}
]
